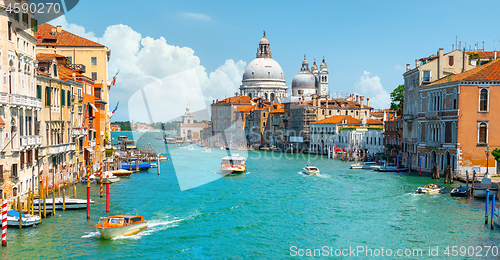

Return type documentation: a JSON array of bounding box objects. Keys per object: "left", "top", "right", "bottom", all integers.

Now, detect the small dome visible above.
[
  {"left": 260, "top": 37, "right": 269, "bottom": 45},
  {"left": 311, "top": 61, "right": 318, "bottom": 71},
  {"left": 292, "top": 70, "right": 316, "bottom": 89},
  {"left": 242, "top": 58, "right": 285, "bottom": 81},
  {"left": 320, "top": 58, "right": 327, "bottom": 70}
]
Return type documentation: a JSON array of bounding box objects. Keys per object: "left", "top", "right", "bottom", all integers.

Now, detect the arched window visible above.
[
  {"left": 479, "top": 122, "right": 487, "bottom": 144},
  {"left": 479, "top": 89, "right": 488, "bottom": 112},
  {"left": 270, "top": 93, "right": 275, "bottom": 102},
  {"left": 264, "top": 93, "right": 268, "bottom": 100}
]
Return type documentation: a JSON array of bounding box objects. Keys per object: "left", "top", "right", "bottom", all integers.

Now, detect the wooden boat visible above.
[
  {"left": 6, "top": 210, "right": 41, "bottom": 227},
  {"left": 34, "top": 197, "right": 95, "bottom": 210},
  {"left": 99, "top": 172, "right": 120, "bottom": 183},
  {"left": 303, "top": 165, "right": 320, "bottom": 175},
  {"left": 350, "top": 162, "right": 377, "bottom": 169},
  {"left": 473, "top": 175, "right": 499, "bottom": 198},
  {"left": 94, "top": 215, "right": 148, "bottom": 239},
  {"left": 416, "top": 184, "right": 444, "bottom": 195},
  {"left": 220, "top": 154, "right": 246, "bottom": 174},
  {"left": 110, "top": 169, "right": 133, "bottom": 177},
  {"left": 450, "top": 186, "right": 471, "bottom": 197}
]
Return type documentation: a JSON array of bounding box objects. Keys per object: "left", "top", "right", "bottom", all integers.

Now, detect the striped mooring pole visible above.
[
  {"left": 2, "top": 195, "right": 7, "bottom": 247},
  {"left": 87, "top": 164, "right": 91, "bottom": 219},
  {"left": 100, "top": 162, "right": 103, "bottom": 198}
]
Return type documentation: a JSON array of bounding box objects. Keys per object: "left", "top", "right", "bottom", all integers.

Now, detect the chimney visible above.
[
  {"left": 325, "top": 95, "right": 329, "bottom": 109},
  {"left": 495, "top": 51, "right": 497, "bottom": 60},
  {"left": 415, "top": 59, "right": 420, "bottom": 68},
  {"left": 56, "top": 25, "right": 62, "bottom": 34},
  {"left": 438, "top": 48, "right": 444, "bottom": 79},
  {"left": 360, "top": 96, "right": 365, "bottom": 107},
  {"left": 366, "top": 97, "right": 370, "bottom": 107},
  {"left": 356, "top": 95, "right": 359, "bottom": 104},
  {"left": 406, "top": 64, "right": 411, "bottom": 71},
  {"left": 51, "top": 28, "right": 56, "bottom": 35}
]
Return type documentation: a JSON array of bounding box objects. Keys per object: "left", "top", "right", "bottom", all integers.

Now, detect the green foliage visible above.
[
  {"left": 367, "top": 126, "right": 384, "bottom": 130},
  {"left": 390, "top": 84, "right": 404, "bottom": 115},
  {"left": 111, "top": 121, "right": 132, "bottom": 131},
  {"left": 105, "top": 148, "right": 114, "bottom": 158},
  {"left": 339, "top": 127, "right": 357, "bottom": 131},
  {"left": 492, "top": 148, "right": 500, "bottom": 162}
]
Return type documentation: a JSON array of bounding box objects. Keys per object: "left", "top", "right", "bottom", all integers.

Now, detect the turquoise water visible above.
[{"left": 3, "top": 132, "right": 500, "bottom": 259}]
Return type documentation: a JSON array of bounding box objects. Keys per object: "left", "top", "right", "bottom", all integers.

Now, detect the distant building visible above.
[
  {"left": 384, "top": 115, "right": 402, "bottom": 157},
  {"left": 110, "top": 124, "right": 121, "bottom": 132},
  {"left": 177, "top": 106, "right": 209, "bottom": 142},
  {"left": 292, "top": 55, "right": 329, "bottom": 97},
  {"left": 209, "top": 96, "right": 252, "bottom": 147}
]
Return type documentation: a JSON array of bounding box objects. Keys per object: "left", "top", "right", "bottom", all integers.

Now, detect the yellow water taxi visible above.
[{"left": 94, "top": 215, "right": 147, "bottom": 238}]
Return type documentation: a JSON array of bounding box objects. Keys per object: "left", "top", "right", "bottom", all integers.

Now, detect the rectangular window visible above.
[
  {"left": 61, "top": 89, "right": 65, "bottom": 106},
  {"left": 423, "top": 71, "right": 431, "bottom": 82},
  {"left": 37, "top": 85, "right": 42, "bottom": 99},
  {"left": 46, "top": 87, "right": 51, "bottom": 106},
  {"left": 67, "top": 91, "right": 71, "bottom": 106},
  {"left": 8, "top": 22, "right": 12, "bottom": 41},
  {"left": 91, "top": 72, "right": 97, "bottom": 81},
  {"left": 53, "top": 64, "right": 58, "bottom": 77},
  {"left": 31, "top": 18, "right": 38, "bottom": 32},
  {"left": 91, "top": 57, "right": 97, "bottom": 66},
  {"left": 12, "top": 164, "right": 18, "bottom": 177}
]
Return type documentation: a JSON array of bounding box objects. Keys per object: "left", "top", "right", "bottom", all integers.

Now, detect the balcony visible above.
[
  {"left": 426, "top": 141, "right": 441, "bottom": 148},
  {"left": 9, "top": 94, "right": 22, "bottom": 106},
  {"left": 47, "top": 143, "right": 76, "bottom": 155},
  {"left": 72, "top": 128, "right": 86, "bottom": 136},
  {"left": 9, "top": 176, "right": 19, "bottom": 183},
  {"left": 0, "top": 92, "right": 8, "bottom": 104},
  {"left": 20, "top": 135, "right": 42, "bottom": 147},
  {"left": 90, "top": 140, "right": 96, "bottom": 148},
  {"left": 21, "top": 136, "right": 28, "bottom": 147},
  {"left": 36, "top": 135, "right": 42, "bottom": 145},
  {"left": 403, "top": 114, "right": 414, "bottom": 121},
  {"left": 426, "top": 111, "right": 441, "bottom": 119}
]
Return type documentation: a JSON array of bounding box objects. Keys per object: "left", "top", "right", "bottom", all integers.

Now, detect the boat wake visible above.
[{"left": 81, "top": 231, "right": 100, "bottom": 238}]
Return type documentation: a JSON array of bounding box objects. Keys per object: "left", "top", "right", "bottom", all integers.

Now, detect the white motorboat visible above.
[
  {"left": 220, "top": 154, "right": 246, "bottom": 174},
  {"left": 473, "top": 175, "right": 499, "bottom": 198},
  {"left": 303, "top": 165, "right": 320, "bottom": 175},
  {"left": 6, "top": 210, "right": 41, "bottom": 227},
  {"left": 100, "top": 172, "right": 120, "bottom": 183},
  {"left": 81, "top": 174, "right": 96, "bottom": 184},
  {"left": 187, "top": 145, "right": 194, "bottom": 150},
  {"left": 202, "top": 147, "right": 211, "bottom": 153},
  {"left": 350, "top": 162, "right": 378, "bottom": 169},
  {"left": 416, "top": 184, "right": 444, "bottom": 195},
  {"left": 150, "top": 163, "right": 158, "bottom": 168},
  {"left": 34, "top": 197, "right": 95, "bottom": 210}
]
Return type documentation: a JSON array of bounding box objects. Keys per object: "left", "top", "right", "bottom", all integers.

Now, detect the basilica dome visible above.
[
  {"left": 242, "top": 58, "right": 285, "bottom": 81},
  {"left": 292, "top": 70, "right": 316, "bottom": 89}
]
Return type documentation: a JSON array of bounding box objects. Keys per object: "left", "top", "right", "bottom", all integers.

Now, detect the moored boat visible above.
[
  {"left": 6, "top": 210, "right": 41, "bottom": 227},
  {"left": 119, "top": 163, "right": 152, "bottom": 171},
  {"left": 94, "top": 215, "right": 148, "bottom": 239},
  {"left": 450, "top": 186, "right": 471, "bottom": 197},
  {"left": 473, "top": 175, "right": 499, "bottom": 198},
  {"left": 110, "top": 169, "right": 133, "bottom": 177},
  {"left": 416, "top": 184, "right": 444, "bottom": 195},
  {"left": 220, "top": 154, "right": 246, "bottom": 174},
  {"left": 303, "top": 165, "right": 320, "bottom": 175},
  {"left": 350, "top": 162, "right": 377, "bottom": 169},
  {"left": 34, "top": 197, "right": 95, "bottom": 210}
]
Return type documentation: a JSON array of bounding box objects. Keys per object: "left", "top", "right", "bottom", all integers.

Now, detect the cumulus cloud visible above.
[
  {"left": 181, "top": 12, "right": 211, "bottom": 21},
  {"left": 52, "top": 16, "right": 245, "bottom": 121},
  {"left": 354, "top": 71, "right": 391, "bottom": 109}
]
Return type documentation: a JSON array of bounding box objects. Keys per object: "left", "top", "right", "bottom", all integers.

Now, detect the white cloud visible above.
[
  {"left": 181, "top": 12, "right": 211, "bottom": 21},
  {"left": 354, "top": 71, "right": 391, "bottom": 109},
  {"left": 393, "top": 64, "right": 403, "bottom": 71},
  {"left": 53, "top": 16, "right": 245, "bottom": 121}
]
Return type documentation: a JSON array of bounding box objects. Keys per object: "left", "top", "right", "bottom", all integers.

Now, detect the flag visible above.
[
  {"left": 111, "top": 101, "right": 120, "bottom": 115},
  {"left": 111, "top": 70, "right": 120, "bottom": 86}
]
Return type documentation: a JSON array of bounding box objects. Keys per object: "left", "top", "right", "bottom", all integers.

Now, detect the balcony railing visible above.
[
  {"left": 72, "top": 128, "right": 86, "bottom": 136},
  {"left": 0, "top": 92, "right": 8, "bottom": 104},
  {"left": 90, "top": 140, "right": 96, "bottom": 148},
  {"left": 68, "top": 64, "right": 86, "bottom": 73},
  {"left": 47, "top": 143, "right": 76, "bottom": 155},
  {"left": 36, "top": 135, "right": 42, "bottom": 145},
  {"left": 9, "top": 94, "right": 22, "bottom": 106}
]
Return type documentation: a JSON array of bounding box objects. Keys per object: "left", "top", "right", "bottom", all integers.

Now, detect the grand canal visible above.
[{"left": 3, "top": 132, "right": 500, "bottom": 259}]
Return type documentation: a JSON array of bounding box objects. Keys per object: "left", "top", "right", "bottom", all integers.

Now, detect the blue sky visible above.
[{"left": 56, "top": 0, "right": 500, "bottom": 121}]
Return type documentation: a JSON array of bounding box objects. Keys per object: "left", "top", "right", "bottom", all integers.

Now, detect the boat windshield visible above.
[{"left": 109, "top": 218, "right": 124, "bottom": 224}]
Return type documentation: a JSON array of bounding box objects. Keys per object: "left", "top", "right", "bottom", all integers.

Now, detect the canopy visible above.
[{"left": 7, "top": 210, "right": 23, "bottom": 218}]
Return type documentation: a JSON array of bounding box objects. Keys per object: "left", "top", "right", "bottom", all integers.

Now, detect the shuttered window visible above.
[
  {"left": 479, "top": 123, "right": 487, "bottom": 144},
  {"left": 37, "top": 85, "right": 42, "bottom": 99},
  {"left": 67, "top": 91, "right": 71, "bottom": 106},
  {"left": 61, "top": 89, "right": 65, "bottom": 106},
  {"left": 45, "top": 87, "right": 51, "bottom": 106}
]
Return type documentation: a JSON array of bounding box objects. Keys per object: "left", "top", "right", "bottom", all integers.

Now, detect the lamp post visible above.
[{"left": 485, "top": 145, "right": 490, "bottom": 175}]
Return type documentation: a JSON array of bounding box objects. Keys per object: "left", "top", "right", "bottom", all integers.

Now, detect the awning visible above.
[
  {"left": 89, "top": 102, "right": 99, "bottom": 112},
  {"left": 0, "top": 116, "right": 4, "bottom": 128}
]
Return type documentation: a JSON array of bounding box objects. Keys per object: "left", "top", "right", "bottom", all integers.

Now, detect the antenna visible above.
[{"left": 456, "top": 36, "right": 458, "bottom": 50}]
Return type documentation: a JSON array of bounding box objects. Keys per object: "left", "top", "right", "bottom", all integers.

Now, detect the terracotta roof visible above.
[
  {"left": 466, "top": 51, "right": 498, "bottom": 58},
  {"left": 36, "top": 71, "right": 50, "bottom": 77},
  {"left": 0, "top": 116, "right": 5, "bottom": 127},
  {"left": 36, "top": 53, "right": 65, "bottom": 62},
  {"left": 428, "top": 58, "right": 500, "bottom": 86},
  {"left": 271, "top": 108, "right": 284, "bottom": 113},
  {"left": 214, "top": 96, "right": 252, "bottom": 104},
  {"left": 36, "top": 23, "right": 105, "bottom": 47},
  {"left": 312, "top": 115, "right": 361, "bottom": 124},
  {"left": 366, "top": 119, "right": 383, "bottom": 125},
  {"left": 236, "top": 105, "right": 255, "bottom": 112}
]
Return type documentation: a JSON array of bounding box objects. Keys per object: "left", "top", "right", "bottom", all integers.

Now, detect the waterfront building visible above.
[
  {"left": 239, "top": 33, "right": 287, "bottom": 103},
  {"left": 0, "top": 3, "right": 42, "bottom": 199},
  {"left": 36, "top": 23, "right": 111, "bottom": 164},
  {"left": 110, "top": 124, "right": 121, "bottom": 132},
  {"left": 242, "top": 99, "right": 280, "bottom": 148},
  {"left": 310, "top": 115, "right": 384, "bottom": 156},
  {"left": 383, "top": 114, "right": 402, "bottom": 157},
  {"left": 291, "top": 56, "right": 329, "bottom": 98},
  {"left": 402, "top": 48, "right": 497, "bottom": 169},
  {"left": 177, "top": 105, "right": 209, "bottom": 142},
  {"left": 416, "top": 57, "right": 500, "bottom": 175},
  {"left": 209, "top": 96, "right": 252, "bottom": 147},
  {"left": 36, "top": 54, "right": 80, "bottom": 190}
]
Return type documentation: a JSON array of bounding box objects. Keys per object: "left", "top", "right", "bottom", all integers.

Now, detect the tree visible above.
[
  {"left": 492, "top": 148, "right": 500, "bottom": 162},
  {"left": 390, "top": 84, "right": 404, "bottom": 115}
]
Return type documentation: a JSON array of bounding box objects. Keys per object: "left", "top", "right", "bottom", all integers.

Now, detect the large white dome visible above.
[
  {"left": 242, "top": 58, "right": 285, "bottom": 81},
  {"left": 292, "top": 70, "right": 316, "bottom": 89}
]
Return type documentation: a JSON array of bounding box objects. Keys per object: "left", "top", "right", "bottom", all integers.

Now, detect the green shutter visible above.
[
  {"left": 31, "top": 18, "right": 38, "bottom": 32},
  {"left": 61, "top": 89, "right": 65, "bottom": 106},
  {"left": 37, "top": 85, "right": 42, "bottom": 99},
  {"left": 68, "top": 91, "right": 71, "bottom": 106},
  {"left": 46, "top": 87, "right": 51, "bottom": 106}
]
